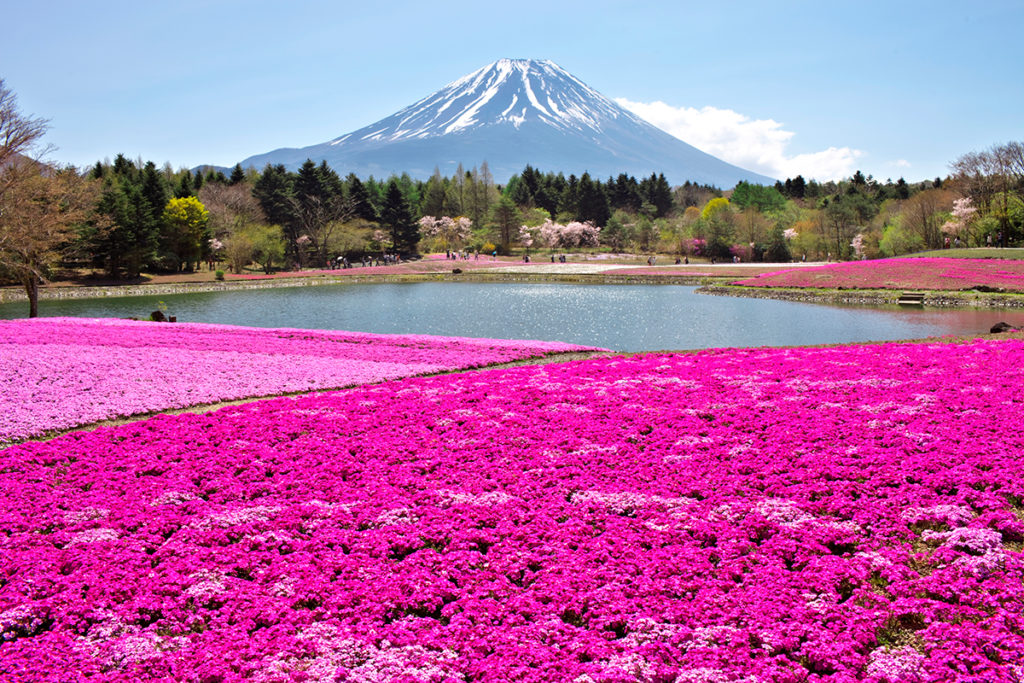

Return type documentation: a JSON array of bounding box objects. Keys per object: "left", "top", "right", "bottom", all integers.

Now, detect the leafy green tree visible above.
[
  {"left": 160, "top": 196, "right": 211, "bottom": 271},
  {"left": 701, "top": 197, "right": 735, "bottom": 258},
  {"left": 601, "top": 211, "right": 635, "bottom": 252},
  {"left": 422, "top": 168, "right": 447, "bottom": 216},
  {"left": 731, "top": 182, "right": 785, "bottom": 213},
  {"left": 251, "top": 223, "right": 286, "bottom": 274}
]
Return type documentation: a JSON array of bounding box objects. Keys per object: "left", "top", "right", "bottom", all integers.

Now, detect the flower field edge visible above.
[
  {"left": 730, "top": 257, "right": 1024, "bottom": 293},
  {"left": 0, "top": 317, "right": 606, "bottom": 446}
]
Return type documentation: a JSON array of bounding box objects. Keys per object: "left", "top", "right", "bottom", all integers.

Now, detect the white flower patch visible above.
[
  {"left": 150, "top": 490, "right": 195, "bottom": 506},
  {"left": 865, "top": 645, "right": 925, "bottom": 681},
  {"left": 64, "top": 507, "right": 110, "bottom": 523},
  {"left": 185, "top": 569, "right": 226, "bottom": 598},
  {"left": 902, "top": 504, "right": 974, "bottom": 528},
  {"left": 66, "top": 528, "right": 119, "bottom": 546},
  {"left": 199, "top": 504, "right": 282, "bottom": 528},
  {"left": 437, "top": 489, "right": 516, "bottom": 507},
  {"left": 754, "top": 498, "right": 814, "bottom": 526},
  {"left": 373, "top": 507, "right": 418, "bottom": 527}
]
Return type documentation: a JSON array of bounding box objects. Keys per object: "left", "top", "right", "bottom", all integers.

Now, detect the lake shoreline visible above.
[
  {"left": 4, "top": 272, "right": 1024, "bottom": 309},
  {"left": 0, "top": 271, "right": 725, "bottom": 304},
  {"left": 699, "top": 284, "right": 1024, "bottom": 308}
]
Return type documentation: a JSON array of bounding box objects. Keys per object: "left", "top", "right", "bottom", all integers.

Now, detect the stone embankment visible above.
[
  {"left": 699, "top": 285, "right": 1024, "bottom": 308},
  {"left": 0, "top": 272, "right": 723, "bottom": 304}
]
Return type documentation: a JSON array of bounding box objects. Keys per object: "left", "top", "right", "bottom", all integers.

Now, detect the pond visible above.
[{"left": 3, "top": 282, "right": 1022, "bottom": 352}]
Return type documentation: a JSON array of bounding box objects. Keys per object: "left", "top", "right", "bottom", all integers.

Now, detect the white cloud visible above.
[
  {"left": 893, "top": 159, "right": 911, "bottom": 168},
  {"left": 615, "top": 98, "right": 862, "bottom": 182}
]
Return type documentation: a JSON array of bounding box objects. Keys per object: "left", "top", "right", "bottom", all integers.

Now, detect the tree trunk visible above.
[{"left": 25, "top": 276, "right": 39, "bottom": 318}]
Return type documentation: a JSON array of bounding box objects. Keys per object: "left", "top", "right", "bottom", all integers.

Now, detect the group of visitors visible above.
[
  {"left": 332, "top": 253, "right": 402, "bottom": 269},
  {"left": 446, "top": 250, "right": 478, "bottom": 261}
]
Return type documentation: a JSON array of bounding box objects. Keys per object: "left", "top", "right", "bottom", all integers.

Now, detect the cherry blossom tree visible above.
[
  {"left": 941, "top": 197, "right": 978, "bottom": 245},
  {"left": 419, "top": 215, "right": 472, "bottom": 251},
  {"left": 521, "top": 219, "right": 602, "bottom": 251}
]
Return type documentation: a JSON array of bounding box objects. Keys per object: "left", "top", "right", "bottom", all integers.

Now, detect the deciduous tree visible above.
[{"left": 0, "top": 162, "right": 102, "bottom": 316}]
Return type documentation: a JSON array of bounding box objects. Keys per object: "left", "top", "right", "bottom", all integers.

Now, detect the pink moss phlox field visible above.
[
  {"left": 3, "top": 339, "right": 1024, "bottom": 681},
  {"left": 225, "top": 257, "right": 535, "bottom": 280},
  {"left": 0, "top": 317, "right": 599, "bottom": 443},
  {"left": 732, "top": 257, "right": 1024, "bottom": 292}
]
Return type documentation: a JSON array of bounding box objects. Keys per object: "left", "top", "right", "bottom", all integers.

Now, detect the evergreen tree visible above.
[
  {"left": 175, "top": 171, "right": 194, "bottom": 199},
  {"left": 520, "top": 165, "right": 542, "bottom": 199},
  {"left": 577, "top": 172, "right": 610, "bottom": 226},
  {"left": 558, "top": 174, "right": 580, "bottom": 220},
  {"left": 229, "top": 163, "right": 245, "bottom": 184},
  {"left": 346, "top": 174, "right": 377, "bottom": 221},
  {"left": 611, "top": 173, "right": 642, "bottom": 212},
  {"left": 140, "top": 162, "right": 170, "bottom": 238},
  {"left": 94, "top": 176, "right": 160, "bottom": 278},
  {"left": 506, "top": 174, "right": 532, "bottom": 207},
  {"left": 640, "top": 173, "right": 673, "bottom": 217},
  {"left": 381, "top": 179, "right": 419, "bottom": 254},
  {"left": 112, "top": 153, "right": 135, "bottom": 178},
  {"left": 253, "top": 164, "right": 295, "bottom": 227}
]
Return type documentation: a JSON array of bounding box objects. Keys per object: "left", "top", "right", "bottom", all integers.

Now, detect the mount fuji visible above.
[{"left": 238, "top": 59, "right": 774, "bottom": 187}]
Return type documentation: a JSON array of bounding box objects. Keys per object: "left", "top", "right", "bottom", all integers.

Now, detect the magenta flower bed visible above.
[
  {"left": 732, "top": 257, "right": 1024, "bottom": 292},
  {"left": 225, "top": 256, "right": 522, "bottom": 280},
  {"left": 2, "top": 339, "right": 1023, "bottom": 681},
  {"left": 0, "top": 318, "right": 598, "bottom": 444}
]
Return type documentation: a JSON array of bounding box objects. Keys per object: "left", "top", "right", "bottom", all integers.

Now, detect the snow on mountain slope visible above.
[{"left": 239, "top": 59, "right": 775, "bottom": 187}]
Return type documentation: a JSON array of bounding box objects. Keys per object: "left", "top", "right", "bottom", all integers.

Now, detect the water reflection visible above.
[{"left": 3, "top": 283, "right": 1022, "bottom": 352}]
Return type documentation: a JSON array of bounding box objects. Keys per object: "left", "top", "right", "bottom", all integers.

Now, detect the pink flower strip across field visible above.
[
  {"left": 0, "top": 318, "right": 599, "bottom": 443},
  {"left": 2, "top": 339, "right": 1023, "bottom": 681},
  {"left": 732, "top": 257, "right": 1024, "bottom": 292}
]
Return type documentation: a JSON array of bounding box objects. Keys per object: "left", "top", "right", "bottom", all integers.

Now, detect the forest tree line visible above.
[{"left": 65, "top": 144, "right": 1024, "bottom": 278}]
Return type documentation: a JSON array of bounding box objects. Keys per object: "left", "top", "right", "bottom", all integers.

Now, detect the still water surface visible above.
[{"left": 3, "top": 283, "right": 1022, "bottom": 352}]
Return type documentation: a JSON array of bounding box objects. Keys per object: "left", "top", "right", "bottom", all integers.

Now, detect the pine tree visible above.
[
  {"left": 175, "top": 171, "right": 194, "bottom": 199},
  {"left": 229, "top": 163, "right": 245, "bottom": 184},
  {"left": 253, "top": 164, "right": 294, "bottom": 227},
  {"left": 577, "top": 173, "right": 610, "bottom": 226},
  {"left": 346, "top": 174, "right": 377, "bottom": 221},
  {"left": 559, "top": 174, "right": 580, "bottom": 220},
  {"left": 381, "top": 179, "right": 418, "bottom": 254}
]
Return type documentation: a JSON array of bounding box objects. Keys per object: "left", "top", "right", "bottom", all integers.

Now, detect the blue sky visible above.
[{"left": 3, "top": 0, "right": 1021, "bottom": 182}]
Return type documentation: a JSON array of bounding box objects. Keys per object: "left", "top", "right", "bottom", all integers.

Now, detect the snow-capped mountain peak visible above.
[
  {"left": 331, "top": 59, "right": 636, "bottom": 146},
  {"left": 239, "top": 59, "right": 775, "bottom": 187}
]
